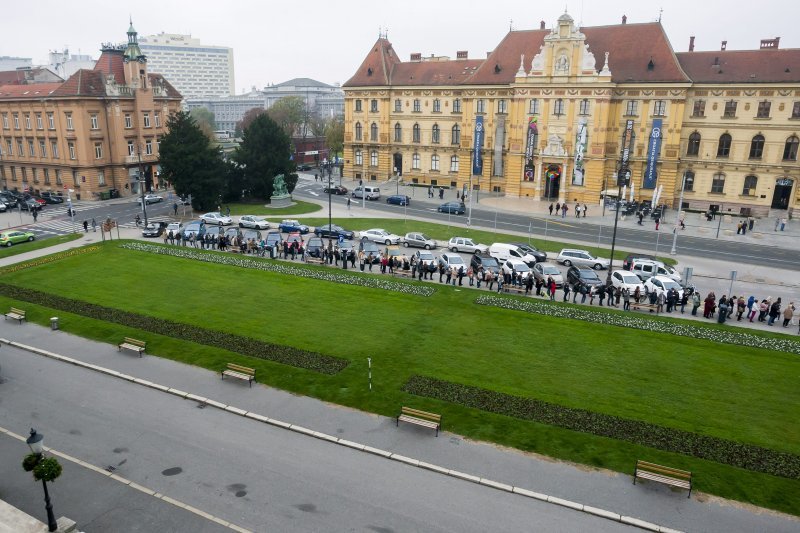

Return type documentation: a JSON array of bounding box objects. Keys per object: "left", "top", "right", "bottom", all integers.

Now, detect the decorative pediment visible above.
[{"left": 542, "top": 133, "right": 567, "bottom": 157}]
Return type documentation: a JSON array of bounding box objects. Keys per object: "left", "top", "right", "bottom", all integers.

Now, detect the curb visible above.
[{"left": 1, "top": 336, "right": 682, "bottom": 533}]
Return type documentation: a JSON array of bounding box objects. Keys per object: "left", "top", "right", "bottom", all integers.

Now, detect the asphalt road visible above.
[{"left": 0, "top": 342, "right": 635, "bottom": 532}]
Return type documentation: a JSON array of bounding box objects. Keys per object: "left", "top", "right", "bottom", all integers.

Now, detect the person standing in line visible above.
[
  {"left": 548, "top": 203, "right": 554, "bottom": 216},
  {"left": 575, "top": 204, "right": 580, "bottom": 217},
  {"left": 561, "top": 203, "right": 568, "bottom": 218},
  {"left": 622, "top": 287, "right": 631, "bottom": 311},
  {"left": 562, "top": 282, "right": 571, "bottom": 302},
  {"left": 582, "top": 203, "right": 588, "bottom": 218},
  {"left": 768, "top": 298, "right": 782, "bottom": 326},
  {"left": 555, "top": 202, "right": 561, "bottom": 215},
  {"left": 691, "top": 291, "right": 701, "bottom": 316}
]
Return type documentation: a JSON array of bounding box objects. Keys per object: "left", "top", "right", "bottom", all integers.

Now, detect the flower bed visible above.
[
  {"left": 403, "top": 375, "right": 800, "bottom": 479},
  {"left": 476, "top": 295, "right": 800, "bottom": 356},
  {"left": 0, "top": 246, "right": 101, "bottom": 276},
  {"left": 120, "top": 243, "right": 435, "bottom": 297},
  {"left": 0, "top": 283, "right": 348, "bottom": 375}
]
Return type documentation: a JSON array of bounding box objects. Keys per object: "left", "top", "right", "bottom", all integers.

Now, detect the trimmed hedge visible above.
[
  {"left": 403, "top": 375, "right": 800, "bottom": 480},
  {"left": 0, "top": 283, "right": 348, "bottom": 375},
  {"left": 476, "top": 295, "right": 800, "bottom": 356}
]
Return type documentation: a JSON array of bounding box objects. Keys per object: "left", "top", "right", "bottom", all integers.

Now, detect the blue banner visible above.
[
  {"left": 643, "top": 119, "right": 662, "bottom": 189},
  {"left": 472, "top": 115, "right": 483, "bottom": 175}
]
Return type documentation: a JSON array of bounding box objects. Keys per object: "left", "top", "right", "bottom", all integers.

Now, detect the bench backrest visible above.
[
  {"left": 401, "top": 406, "right": 441, "bottom": 423},
  {"left": 123, "top": 337, "right": 146, "bottom": 347},
  {"left": 9, "top": 307, "right": 25, "bottom": 315},
  {"left": 226, "top": 363, "right": 256, "bottom": 376},
  {"left": 636, "top": 460, "right": 691, "bottom": 480}
]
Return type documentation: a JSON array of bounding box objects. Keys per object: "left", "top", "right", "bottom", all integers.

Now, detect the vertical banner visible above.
[
  {"left": 523, "top": 116, "right": 538, "bottom": 181},
  {"left": 493, "top": 115, "right": 506, "bottom": 177},
  {"left": 572, "top": 118, "right": 588, "bottom": 185},
  {"left": 643, "top": 118, "right": 662, "bottom": 189},
  {"left": 618, "top": 119, "right": 634, "bottom": 186},
  {"left": 472, "top": 115, "right": 484, "bottom": 176}
]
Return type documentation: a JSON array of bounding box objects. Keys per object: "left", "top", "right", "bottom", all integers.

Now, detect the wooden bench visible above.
[
  {"left": 504, "top": 285, "right": 527, "bottom": 295},
  {"left": 4, "top": 307, "right": 26, "bottom": 323},
  {"left": 118, "top": 337, "right": 146, "bottom": 357},
  {"left": 632, "top": 301, "right": 660, "bottom": 314},
  {"left": 396, "top": 406, "right": 442, "bottom": 436},
  {"left": 221, "top": 363, "right": 256, "bottom": 387},
  {"left": 633, "top": 460, "right": 692, "bottom": 497},
  {"left": 306, "top": 256, "right": 324, "bottom": 265},
  {"left": 393, "top": 269, "right": 413, "bottom": 278}
]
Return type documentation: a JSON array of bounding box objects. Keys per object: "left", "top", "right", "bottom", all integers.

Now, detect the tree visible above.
[
  {"left": 189, "top": 107, "right": 217, "bottom": 140},
  {"left": 324, "top": 115, "right": 344, "bottom": 158},
  {"left": 235, "top": 114, "right": 295, "bottom": 200},
  {"left": 235, "top": 107, "right": 266, "bottom": 137},
  {"left": 267, "top": 96, "right": 306, "bottom": 138},
  {"left": 158, "top": 111, "right": 226, "bottom": 210}
]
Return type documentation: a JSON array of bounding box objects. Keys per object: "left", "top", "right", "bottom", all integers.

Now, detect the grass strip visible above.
[
  {"left": 0, "top": 233, "right": 84, "bottom": 258},
  {"left": 403, "top": 375, "right": 800, "bottom": 479}
]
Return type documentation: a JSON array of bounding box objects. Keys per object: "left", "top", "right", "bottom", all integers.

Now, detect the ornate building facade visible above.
[
  {"left": 343, "top": 14, "right": 800, "bottom": 217},
  {"left": 0, "top": 23, "right": 182, "bottom": 200}
]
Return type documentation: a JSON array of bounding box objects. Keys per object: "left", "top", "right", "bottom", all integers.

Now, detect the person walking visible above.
[
  {"left": 582, "top": 203, "right": 588, "bottom": 218},
  {"left": 562, "top": 282, "right": 571, "bottom": 302},
  {"left": 637, "top": 211, "right": 644, "bottom": 226},
  {"left": 555, "top": 202, "right": 561, "bottom": 215},
  {"left": 548, "top": 203, "right": 554, "bottom": 216},
  {"left": 746, "top": 295, "right": 757, "bottom": 322},
  {"left": 654, "top": 216, "right": 660, "bottom": 231},
  {"left": 32, "top": 207, "right": 38, "bottom": 222},
  {"left": 91, "top": 217, "right": 97, "bottom": 232},
  {"left": 82, "top": 219, "right": 89, "bottom": 233},
  {"left": 575, "top": 204, "right": 580, "bottom": 217},
  {"left": 561, "top": 203, "right": 568, "bottom": 218}
]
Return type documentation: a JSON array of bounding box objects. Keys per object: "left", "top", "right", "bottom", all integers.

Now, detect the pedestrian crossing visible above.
[{"left": 16, "top": 215, "right": 174, "bottom": 238}]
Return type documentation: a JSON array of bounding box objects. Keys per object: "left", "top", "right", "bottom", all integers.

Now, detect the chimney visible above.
[
  {"left": 622, "top": 15, "right": 627, "bottom": 24},
  {"left": 410, "top": 53, "right": 421, "bottom": 61},
  {"left": 721, "top": 41, "right": 727, "bottom": 51},
  {"left": 456, "top": 51, "right": 468, "bottom": 59},
  {"left": 689, "top": 36, "right": 695, "bottom": 52},
  {"left": 540, "top": 20, "right": 546, "bottom": 30},
  {"left": 760, "top": 37, "right": 780, "bottom": 49}
]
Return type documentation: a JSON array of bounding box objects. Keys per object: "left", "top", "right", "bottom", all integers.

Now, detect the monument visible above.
[{"left": 268, "top": 174, "right": 293, "bottom": 208}]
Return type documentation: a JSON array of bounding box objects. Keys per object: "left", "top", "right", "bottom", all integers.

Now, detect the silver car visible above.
[
  {"left": 556, "top": 248, "right": 610, "bottom": 270},
  {"left": 532, "top": 262, "right": 565, "bottom": 288},
  {"left": 448, "top": 236, "right": 488, "bottom": 254},
  {"left": 403, "top": 232, "right": 438, "bottom": 250}
]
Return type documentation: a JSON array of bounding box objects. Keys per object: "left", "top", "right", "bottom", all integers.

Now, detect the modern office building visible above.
[
  {"left": 48, "top": 49, "right": 97, "bottom": 80},
  {"left": 138, "top": 32, "right": 235, "bottom": 99},
  {"left": 343, "top": 14, "right": 800, "bottom": 218},
  {"left": 0, "top": 22, "right": 182, "bottom": 199},
  {"left": 0, "top": 56, "right": 32, "bottom": 71}
]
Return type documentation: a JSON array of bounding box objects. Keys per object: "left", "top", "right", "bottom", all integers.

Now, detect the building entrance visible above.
[{"left": 771, "top": 177, "right": 794, "bottom": 209}]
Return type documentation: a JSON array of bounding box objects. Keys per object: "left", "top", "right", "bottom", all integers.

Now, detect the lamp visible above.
[
  {"left": 26, "top": 428, "right": 44, "bottom": 454},
  {"left": 25, "top": 429, "right": 58, "bottom": 532}
]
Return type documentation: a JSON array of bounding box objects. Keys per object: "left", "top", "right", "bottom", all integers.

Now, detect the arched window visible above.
[
  {"left": 370, "top": 122, "right": 378, "bottom": 142},
  {"left": 711, "top": 172, "right": 726, "bottom": 193},
  {"left": 412, "top": 153, "right": 420, "bottom": 169},
  {"left": 742, "top": 175, "right": 758, "bottom": 196},
  {"left": 432, "top": 124, "right": 440, "bottom": 144},
  {"left": 749, "top": 134, "right": 765, "bottom": 159},
  {"left": 687, "top": 132, "right": 701, "bottom": 156},
  {"left": 683, "top": 170, "right": 695, "bottom": 191},
  {"left": 394, "top": 123, "right": 402, "bottom": 142},
  {"left": 354, "top": 122, "right": 362, "bottom": 141},
  {"left": 783, "top": 135, "right": 799, "bottom": 161},
  {"left": 370, "top": 150, "right": 378, "bottom": 166},
  {"left": 355, "top": 150, "right": 363, "bottom": 165},
  {"left": 553, "top": 99, "right": 565, "bottom": 116},
  {"left": 431, "top": 154, "right": 440, "bottom": 171},
  {"left": 451, "top": 124, "right": 461, "bottom": 145},
  {"left": 412, "top": 123, "right": 420, "bottom": 143},
  {"left": 717, "top": 133, "right": 731, "bottom": 157},
  {"left": 450, "top": 155, "right": 459, "bottom": 172}
]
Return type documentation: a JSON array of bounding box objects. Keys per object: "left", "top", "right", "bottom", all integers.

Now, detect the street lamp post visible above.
[
  {"left": 327, "top": 174, "right": 333, "bottom": 252},
  {"left": 25, "top": 429, "right": 58, "bottom": 532},
  {"left": 137, "top": 146, "right": 148, "bottom": 227},
  {"left": 670, "top": 171, "right": 688, "bottom": 255}
]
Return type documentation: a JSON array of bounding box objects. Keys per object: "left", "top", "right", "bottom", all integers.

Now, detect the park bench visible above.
[
  {"left": 118, "top": 337, "right": 146, "bottom": 357},
  {"left": 396, "top": 406, "right": 442, "bottom": 436},
  {"left": 306, "top": 256, "right": 324, "bottom": 265},
  {"left": 221, "top": 363, "right": 256, "bottom": 387},
  {"left": 504, "top": 285, "right": 527, "bottom": 295},
  {"left": 632, "top": 302, "right": 660, "bottom": 314},
  {"left": 633, "top": 460, "right": 692, "bottom": 497},
  {"left": 393, "top": 269, "right": 413, "bottom": 278},
  {"left": 4, "top": 307, "right": 26, "bottom": 323}
]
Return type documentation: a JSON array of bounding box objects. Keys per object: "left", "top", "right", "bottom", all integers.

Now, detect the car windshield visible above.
[
  {"left": 482, "top": 257, "right": 499, "bottom": 267},
  {"left": 662, "top": 279, "right": 681, "bottom": 290},
  {"left": 621, "top": 274, "right": 640, "bottom": 284},
  {"left": 540, "top": 265, "right": 559, "bottom": 274},
  {"left": 449, "top": 256, "right": 464, "bottom": 264},
  {"left": 418, "top": 234, "right": 432, "bottom": 241},
  {"left": 513, "top": 263, "right": 530, "bottom": 272},
  {"left": 582, "top": 271, "right": 599, "bottom": 280}
]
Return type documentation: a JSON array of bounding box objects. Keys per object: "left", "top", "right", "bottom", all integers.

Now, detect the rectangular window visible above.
[
  {"left": 354, "top": 100, "right": 362, "bottom": 112},
  {"left": 98, "top": 170, "right": 106, "bottom": 186},
  {"left": 28, "top": 140, "right": 35, "bottom": 156},
  {"left": 370, "top": 151, "right": 378, "bottom": 166},
  {"left": 6, "top": 139, "right": 12, "bottom": 155},
  {"left": 625, "top": 101, "right": 638, "bottom": 116},
  {"left": 723, "top": 100, "right": 737, "bottom": 118},
  {"left": 68, "top": 142, "right": 76, "bottom": 160},
  {"left": 653, "top": 100, "right": 667, "bottom": 116},
  {"left": 39, "top": 140, "right": 46, "bottom": 157},
  {"left": 154, "top": 112, "right": 161, "bottom": 127},
  {"left": 355, "top": 150, "right": 363, "bottom": 165},
  {"left": 742, "top": 176, "right": 758, "bottom": 196},
  {"left": 553, "top": 99, "right": 565, "bottom": 116},
  {"left": 431, "top": 155, "right": 440, "bottom": 171},
  {"left": 450, "top": 156, "right": 459, "bottom": 172},
  {"left": 529, "top": 99, "right": 539, "bottom": 115},
  {"left": 65, "top": 113, "right": 73, "bottom": 130},
  {"left": 692, "top": 100, "right": 706, "bottom": 117},
  {"left": 10, "top": 166, "right": 16, "bottom": 181},
  {"left": 25, "top": 114, "right": 31, "bottom": 129},
  {"left": 127, "top": 140, "right": 135, "bottom": 156},
  {"left": 476, "top": 99, "right": 485, "bottom": 113},
  {"left": 13, "top": 113, "right": 20, "bottom": 129},
  {"left": 497, "top": 99, "right": 507, "bottom": 114},
  {"left": 578, "top": 99, "right": 590, "bottom": 115},
  {"left": 433, "top": 99, "right": 441, "bottom": 113},
  {"left": 413, "top": 99, "right": 421, "bottom": 112},
  {"left": 21, "top": 167, "right": 27, "bottom": 182},
  {"left": 145, "top": 140, "right": 153, "bottom": 155},
  {"left": 2, "top": 113, "right": 8, "bottom": 129},
  {"left": 394, "top": 99, "right": 402, "bottom": 112},
  {"left": 32, "top": 168, "right": 38, "bottom": 183},
  {"left": 124, "top": 114, "right": 133, "bottom": 128},
  {"left": 412, "top": 153, "right": 420, "bottom": 169},
  {"left": 55, "top": 169, "right": 62, "bottom": 185},
  {"left": 44, "top": 168, "right": 50, "bottom": 184},
  {"left": 17, "top": 140, "right": 24, "bottom": 155},
  {"left": 143, "top": 113, "right": 151, "bottom": 127},
  {"left": 370, "top": 100, "right": 378, "bottom": 112},
  {"left": 90, "top": 114, "right": 99, "bottom": 130},
  {"left": 711, "top": 174, "right": 725, "bottom": 193},
  {"left": 51, "top": 141, "right": 59, "bottom": 158},
  {"left": 47, "top": 112, "right": 55, "bottom": 129},
  {"left": 94, "top": 142, "right": 103, "bottom": 159},
  {"left": 36, "top": 114, "right": 43, "bottom": 129},
  {"left": 452, "top": 99, "right": 461, "bottom": 113},
  {"left": 793, "top": 102, "right": 800, "bottom": 119},
  {"left": 756, "top": 101, "right": 771, "bottom": 118}
]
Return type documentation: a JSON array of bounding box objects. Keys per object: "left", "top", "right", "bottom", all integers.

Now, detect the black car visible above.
[
  {"left": 510, "top": 242, "right": 547, "bottom": 263},
  {"left": 470, "top": 253, "right": 501, "bottom": 276},
  {"left": 437, "top": 201, "right": 465, "bottom": 215},
  {"left": 142, "top": 221, "right": 168, "bottom": 238},
  {"left": 306, "top": 237, "right": 324, "bottom": 258},
  {"left": 19, "top": 198, "right": 42, "bottom": 211},
  {"left": 323, "top": 185, "right": 348, "bottom": 195},
  {"left": 358, "top": 240, "right": 381, "bottom": 263},
  {"left": 40, "top": 192, "right": 64, "bottom": 204},
  {"left": 265, "top": 231, "right": 281, "bottom": 249},
  {"left": 297, "top": 164, "right": 313, "bottom": 171},
  {"left": 566, "top": 266, "right": 604, "bottom": 291},
  {"left": 386, "top": 194, "right": 411, "bottom": 206},
  {"left": 314, "top": 224, "right": 355, "bottom": 240}
]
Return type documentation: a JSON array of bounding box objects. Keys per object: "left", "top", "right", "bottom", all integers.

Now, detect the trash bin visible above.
[
  {"left": 109, "top": 188, "right": 119, "bottom": 199},
  {"left": 717, "top": 304, "right": 728, "bottom": 324},
  {"left": 99, "top": 191, "right": 111, "bottom": 201},
  {"left": 269, "top": 246, "right": 275, "bottom": 259},
  {"left": 50, "top": 317, "right": 59, "bottom": 330}
]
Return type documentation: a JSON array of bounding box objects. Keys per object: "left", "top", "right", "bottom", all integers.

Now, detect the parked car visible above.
[
  {"left": 448, "top": 237, "right": 488, "bottom": 254},
  {"left": 470, "top": 253, "right": 501, "bottom": 276},
  {"left": 437, "top": 201, "right": 465, "bottom": 215},
  {"left": 297, "top": 164, "right": 313, "bottom": 171},
  {"left": 142, "top": 221, "right": 168, "bottom": 238},
  {"left": 622, "top": 254, "right": 655, "bottom": 271},
  {"left": 315, "top": 224, "right": 355, "bottom": 240},
  {"left": 386, "top": 194, "right": 411, "bottom": 206},
  {"left": 509, "top": 242, "right": 547, "bottom": 263},
  {"left": 25, "top": 194, "right": 47, "bottom": 206},
  {"left": 489, "top": 242, "right": 538, "bottom": 266},
  {"left": 182, "top": 221, "right": 206, "bottom": 240},
  {"left": 19, "top": 198, "right": 42, "bottom": 211},
  {"left": 205, "top": 225, "right": 225, "bottom": 239},
  {"left": 0, "top": 201, "right": 6, "bottom": 212},
  {"left": 0, "top": 192, "right": 19, "bottom": 208},
  {"left": 501, "top": 258, "right": 532, "bottom": 280},
  {"left": 238, "top": 215, "right": 271, "bottom": 230},
  {"left": 279, "top": 219, "right": 309, "bottom": 234},
  {"left": 306, "top": 237, "right": 325, "bottom": 258},
  {"left": 39, "top": 192, "right": 64, "bottom": 204},
  {"left": 265, "top": 231, "right": 282, "bottom": 250},
  {"left": 556, "top": 248, "right": 610, "bottom": 270},
  {"left": 643, "top": 275, "right": 684, "bottom": 299},
  {"left": 414, "top": 250, "right": 436, "bottom": 263},
  {"left": 225, "top": 227, "right": 243, "bottom": 242},
  {"left": 610, "top": 270, "right": 645, "bottom": 293},
  {"left": 402, "top": 232, "right": 437, "bottom": 250},
  {"left": 360, "top": 228, "right": 401, "bottom": 245},
  {"left": 242, "top": 229, "right": 262, "bottom": 243},
  {"left": 351, "top": 186, "right": 381, "bottom": 200},
  {"left": 566, "top": 266, "right": 604, "bottom": 291},
  {"left": 200, "top": 212, "right": 233, "bottom": 226},
  {"left": 438, "top": 253, "right": 466, "bottom": 271},
  {"left": 165, "top": 222, "right": 183, "bottom": 236},
  {"left": 323, "top": 185, "right": 348, "bottom": 195},
  {"left": 0, "top": 230, "right": 35, "bottom": 246},
  {"left": 358, "top": 240, "right": 381, "bottom": 263},
  {"left": 532, "top": 262, "right": 565, "bottom": 288},
  {"left": 137, "top": 194, "right": 163, "bottom": 205},
  {"left": 630, "top": 259, "right": 681, "bottom": 282}
]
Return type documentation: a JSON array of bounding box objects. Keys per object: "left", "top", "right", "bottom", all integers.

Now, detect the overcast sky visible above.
[{"left": 3, "top": 0, "right": 798, "bottom": 91}]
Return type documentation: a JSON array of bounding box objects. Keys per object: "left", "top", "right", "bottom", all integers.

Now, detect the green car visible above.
[{"left": 0, "top": 230, "right": 35, "bottom": 247}]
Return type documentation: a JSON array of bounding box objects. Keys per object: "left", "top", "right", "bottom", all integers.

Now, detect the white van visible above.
[
  {"left": 351, "top": 186, "right": 381, "bottom": 200},
  {"left": 631, "top": 259, "right": 681, "bottom": 282},
  {"left": 489, "top": 243, "right": 538, "bottom": 267}
]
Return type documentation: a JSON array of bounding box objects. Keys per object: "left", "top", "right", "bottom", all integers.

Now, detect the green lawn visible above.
[
  {"left": 0, "top": 233, "right": 82, "bottom": 258},
  {"left": 0, "top": 242, "right": 795, "bottom": 512},
  {"left": 224, "top": 200, "right": 321, "bottom": 216}
]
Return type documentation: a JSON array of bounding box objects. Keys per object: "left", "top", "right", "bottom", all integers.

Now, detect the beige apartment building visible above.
[
  {"left": 0, "top": 22, "right": 182, "bottom": 200},
  {"left": 343, "top": 13, "right": 800, "bottom": 218}
]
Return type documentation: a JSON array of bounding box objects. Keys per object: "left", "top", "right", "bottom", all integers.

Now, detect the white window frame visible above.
[
  {"left": 653, "top": 100, "right": 667, "bottom": 116},
  {"left": 127, "top": 140, "right": 135, "bottom": 156},
  {"left": 452, "top": 99, "right": 461, "bottom": 113},
  {"left": 154, "top": 112, "right": 161, "bottom": 127},
  {"left": 450, "top": 155, "right": 459, "bottom": 172},
  {"left": 36, "top": 114, "right": 43, "bottom": 129},
  {"left": 355, "top": 149, "right": 363, "bottom": 165},
  {"left": 47, "top": 112, "right": 55, "bottom": 129},
  {"left": 65, "top": 113, "right": 73, "bottom": 130},
  {"left": 94, "top": 142, "right": 103, "bottom": 159},
  {"left": 39, "top": 140, "right": 46, "bottom": 157},
  {"left": 370, "top": 150, "right": 378, "bottom": 166},
  {"left": 431, "top": 154, "right": 440, "bottom": 171},
  {"left": 412, "top": 153, "right": 420, "bottom": 169},
  {"left": 529, "top": 99, "right": 539, "bottom": 114},
  {"left": 98, "top": 169, "right": 106, "bottom": 186},
  {"left": 143, "top": 113, "right": 151, "bottom": 128},
  {"left": 51, "top": 141, "right": 59, "bottom": 159},
  {"left": 124, "top": 114, "right": 133, "bottom": 128},
  {"left": 90, "top": 114, "right": 99, "bottom": 130},
  {"left": 68, "top": 142, "right": 76, "bottom": 160},
  {"left": 145, "top": 140, "right": 153, "bottom": 155},
  {"left": 476, "top": 99, "right": 485, "bottom": 113}
]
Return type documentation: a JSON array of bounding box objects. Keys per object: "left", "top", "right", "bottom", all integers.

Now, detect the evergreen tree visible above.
[
  {"left": 159, "top": 111, "right": 226, "bottom": 210},
  {"left": 235, "top": 114, "right": 296, "bottom": 200}
]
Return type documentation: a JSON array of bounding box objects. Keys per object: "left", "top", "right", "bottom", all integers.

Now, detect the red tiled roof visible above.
[
  {"left": 0, "top": 71, "right": 30, "bottom": 85},
  {"left": 676, "top": 49, "right": 800, "bottom": 83},
  {"left": 390, "top": 59, "right": 483, "bottom": 86},
  {"left": 93, "top": 49, "right": 127, "bottom": 83},
  {"left": 0, "top": 83, "right": 62, "bottom": 99},
  {"left": 50, "top": 70, "right": 107, "bottom": 97},
  {"left": 148, "top": 73, "right": 182, "bottom": 99},
  {"left": 343, "top": 38, "right": 401, "bottom": 87}
]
